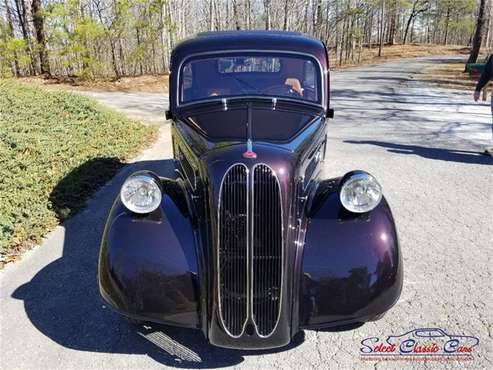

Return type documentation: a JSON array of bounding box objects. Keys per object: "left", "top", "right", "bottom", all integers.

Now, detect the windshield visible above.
[{"left": 179, "top": 53, "right": 321, "bottom": 105}]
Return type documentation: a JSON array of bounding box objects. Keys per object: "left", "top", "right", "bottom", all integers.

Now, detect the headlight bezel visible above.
[
  {"left": 120, "top": 171, "right": 162, "bottom": 214},
  {"left": 339, "top": 170, "right": 382, "bottom": 214}
]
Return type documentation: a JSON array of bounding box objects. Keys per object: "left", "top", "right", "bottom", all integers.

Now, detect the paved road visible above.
[
  {"left": 1, "top": 57, "right": 492, "bottom": 369},
  {"left": 78, "top": 91, "right": 169, "bottom": 125}
]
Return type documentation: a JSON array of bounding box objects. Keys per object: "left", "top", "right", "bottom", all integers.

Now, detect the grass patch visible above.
[{"left": 0, "top": 79, "right": 157, "bottom": 263}]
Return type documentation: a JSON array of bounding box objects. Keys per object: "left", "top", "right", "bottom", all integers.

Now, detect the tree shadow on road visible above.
[
  {"left": 10, "top": 157, "right": 304, "bottom": 368},
  {"left": 344, "top": 140, "right": 492, "bottom": 165},
  {"left": 332, "top": 88, "right": 487, "bottom": 108}
]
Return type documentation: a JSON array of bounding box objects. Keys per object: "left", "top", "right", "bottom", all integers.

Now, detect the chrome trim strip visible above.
[
  {"left": 217, "top": 163, "right": 249, "bottom": 338},
  {"left": 178, "top": 95, "right": 324, "bottom": 110},
  {"left": 176, "top": 49, "right": 325, "bottom": 109},
  {"left": 301, "top": 140, "right": 324, "bottom": 192},
  {"left": 177, "top": 148, "right": 197, "bottom": 192},
  {"left": 250, "top": 163, "right": 284, "bottom": 338},
  {"left": 174, "top": 120, "right": 200, "bottom": 192}
]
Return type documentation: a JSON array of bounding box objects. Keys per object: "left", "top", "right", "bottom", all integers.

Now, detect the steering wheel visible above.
[{"left": 261, "top": 84, "right": 302, "bottom": 97}]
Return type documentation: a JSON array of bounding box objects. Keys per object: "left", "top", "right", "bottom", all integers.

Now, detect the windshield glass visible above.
[{"left": 179, "top": 53, "right": 321, "bottom": 105}]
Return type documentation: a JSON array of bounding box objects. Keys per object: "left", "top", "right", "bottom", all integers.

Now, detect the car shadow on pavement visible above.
[
  {"left": 344, "top": 140, "right": 493, "bottom": 165},
  {"left": 10, "top": 157, "right": 304, "bottom": 368}
]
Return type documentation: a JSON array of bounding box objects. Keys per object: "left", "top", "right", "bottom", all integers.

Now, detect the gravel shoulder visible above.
[{"left": 1, "top": 56, "right": 492, "bottom": 370}]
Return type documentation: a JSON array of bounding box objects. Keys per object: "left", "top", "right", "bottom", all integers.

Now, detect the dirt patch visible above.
[
  {"left": 329, "top": 43, "right": 469, "bottom": 70},
  {"left": 416, "top": 55, "right": 492, "bottom": 99},
  {"left": 18, "top": 74, "right": 169, "bottom": 93}
]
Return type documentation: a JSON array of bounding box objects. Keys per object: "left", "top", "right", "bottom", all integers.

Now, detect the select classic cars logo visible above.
[{"left": 359, "top": 328, "right": 479, "bottom": 362}]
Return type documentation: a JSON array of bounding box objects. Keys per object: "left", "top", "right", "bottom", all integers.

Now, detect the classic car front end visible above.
[{"left": 98, "top": 31, "right": 403, "bottom": 350}]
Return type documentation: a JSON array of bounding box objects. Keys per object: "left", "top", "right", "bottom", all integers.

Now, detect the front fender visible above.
[
  {"left": 98, "top": 178, "right": 201, "bottom": 328},
  {"left": 299, "top": 178, "right": 403, "bottom": 329}
]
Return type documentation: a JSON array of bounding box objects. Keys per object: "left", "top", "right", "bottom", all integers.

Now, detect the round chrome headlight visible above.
[
  {"left": 120, "top": 172, "right": 162, "bottom": 214},
  {"left": 339, "top": 171, "right": 382, "bottom": 213}
]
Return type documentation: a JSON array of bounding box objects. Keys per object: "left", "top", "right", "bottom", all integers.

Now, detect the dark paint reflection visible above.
[{"left": 302, "top": 251, "right": 394, "bottom": 319}]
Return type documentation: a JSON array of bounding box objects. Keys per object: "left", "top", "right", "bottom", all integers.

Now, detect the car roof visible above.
[{"left": 170, "top": 30, "right": 328, "bottom": 66}]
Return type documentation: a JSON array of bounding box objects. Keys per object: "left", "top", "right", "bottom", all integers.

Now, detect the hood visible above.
[{"left": 181, "top": 99, "right": 323, "bottom": 144}]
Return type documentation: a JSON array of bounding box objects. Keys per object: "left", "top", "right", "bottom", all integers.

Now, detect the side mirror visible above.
[
  {"left": 165, "top": 110, "right": 173, "bottom": 120},
  {"left": 327, "top": 108, "right": 334, "bottom": 119}
]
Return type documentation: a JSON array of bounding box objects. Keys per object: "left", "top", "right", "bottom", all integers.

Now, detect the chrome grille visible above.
[
  {"left": 252, "top": 164, "right": 283, "bottom": 337},
  {"left": 218, "top": 164, "right": 248, "bottom": 337},
  {"left": 218, "top": 163, "right": 283, "bottom": 338}
]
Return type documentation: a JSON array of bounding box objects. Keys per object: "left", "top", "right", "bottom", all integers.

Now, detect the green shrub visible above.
[{"left": 0, "top": 80, "right": 157, "bottom": 260}]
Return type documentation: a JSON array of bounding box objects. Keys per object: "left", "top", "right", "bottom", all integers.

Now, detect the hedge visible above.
[{"left": 0, "top": 80, "right": 157, "bottom": 261}]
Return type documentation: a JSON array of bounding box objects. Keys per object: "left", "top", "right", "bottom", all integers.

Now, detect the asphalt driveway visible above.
[{"left": 1, "top": 56, "right": 491, "bottom": 369}]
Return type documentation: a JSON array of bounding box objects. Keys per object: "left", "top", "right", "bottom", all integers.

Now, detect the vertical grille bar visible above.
[
  {"left": 218, "top": 164, "right": 248, "bottom": 337},
  {"left": 252, "top": 164, "right": 283, "bottom": 337}
]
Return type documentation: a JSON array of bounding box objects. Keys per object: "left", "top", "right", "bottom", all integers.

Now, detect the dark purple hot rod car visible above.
[{"left": 98, "top": 31, "right": 403, "bottom": 350}]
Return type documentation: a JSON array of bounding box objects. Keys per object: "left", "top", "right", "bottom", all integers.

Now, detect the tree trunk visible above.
[
  {"left": 409, "top": 16, "right": 414, "bottom": 42},
  {"left": 233, "top": 0, "right": 241, "bottom": 30},
  {"left": 14, "top": 0, "right": 36, "bottom": 74},
  {"left": 136, "top": 28, "right": 143, "bottom": 75},
  {"left": 339, "top": 7, "right": 344, "bottom": 63},
  {"left": 283, "top": 0, "right": 289, "bottom": 31},
  {"left": 324, "top": 0, "right": 330, "bottom": 43},
  {"left": 403, "top": 11, "right": 414, "bottom": 45},
  {"left": 209, "top": 0, "right": 214, "bottom": 31},
  {"left": 388, "top": 0, "right": 397, "bottom": 45},
  {"left": 335, "top": 0, "right": 340, "bottom": 64},
  {"left": 151, "top": 42, "right": 157, "bottom": 74},
  {"left": 264, "top": 0, "right": 271, "bottom": 30},
  {"left": 245, "top": 0, "right": 251, "bottom": 29},
  {"left": 5, "top": 0, "right": 19, "bottom": 76},
  {"left": 79, "top": 3, "right": 91, "bottom": 75},
  {"left": 312, "top": 0, "right": 317, "bottom": 35},
  {"left": 378, "top": 0, "right": 385, "bottom": 56},
  {"left": 159, "top": 2, "right": 167, "bottom": 73},
  {"left": 467, "top": 0, "right": 487, "bottom": 64},
  {"left": 314, "top": 0, "right": 323, "bottom": 39},
  {"left": 485, "top": 0, "right": 492, "bottom": 47},
  {"left": 165, "top": 0, "right": 174, "bottom": 66},
  {"left": 31, "top": 0, "right": 50, "bottom": 75},
  {"left": 443, "top": 8, "right": 450, "bottom": 45},
  {"left": 118, "top": 39, "right": 126, "bottom": 76},
  {"left": 109, "top": 41, "right": 120, "bottom": 79}
]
